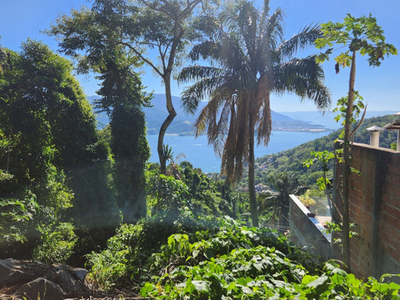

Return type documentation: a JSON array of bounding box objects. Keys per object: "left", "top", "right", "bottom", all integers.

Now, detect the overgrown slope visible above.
[{"left": 241, "top": 114, "right": 398, "bottom": 189}]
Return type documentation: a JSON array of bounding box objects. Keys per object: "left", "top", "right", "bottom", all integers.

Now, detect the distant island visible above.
[{"left": 90, "top": 94, "right": 331, "bottom": 135}]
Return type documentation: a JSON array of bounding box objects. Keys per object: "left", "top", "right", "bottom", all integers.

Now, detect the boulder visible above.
[
  {"left": 15, "top": 277, "right": 63, "bottom": 300},
  {"left": 0, "top": 259, "right": 89, "bottom": 299},
  {"left": 71, "top": 267, "right": 88, "bottom": 283},
  {"left": 49, "top": 269, "right": 80, "bottom": 294},
  {"left": 0, "top": 259, "right": 35, "bottom": 287}
]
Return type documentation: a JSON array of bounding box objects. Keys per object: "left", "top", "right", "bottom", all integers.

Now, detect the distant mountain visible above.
[
  {"left": 88, "top": 94, "right": 329, "bottom": 134},
  {"left": 280, "top": 110, "right": 397, "bottom": 130}
]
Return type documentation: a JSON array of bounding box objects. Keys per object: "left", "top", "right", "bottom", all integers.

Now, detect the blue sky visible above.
[{"left": 1, "top": 0, "right": 399, "bottom": 112}]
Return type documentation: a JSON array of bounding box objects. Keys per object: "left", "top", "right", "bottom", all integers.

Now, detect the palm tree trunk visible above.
[
  {"left": 248, "top": 111, "right": 259, "bottom": 227},
  {"left": 342, "top": 50, "right": 356, "bottom": 270},
  {"left": 157, "top": 72, "right": 177, "bottom": 174}
]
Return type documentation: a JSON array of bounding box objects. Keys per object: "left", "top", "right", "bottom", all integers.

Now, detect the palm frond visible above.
[
  {"left": 179, "top": 67, "right": 226, "bottom": 114},
  {"left": 188, "top": 40, "right": 219, "bottom": 61},
  {"left": 262, "top": 8, "right": 284, "bottom": 51},
  {"left": 277, "top": 24, "right": 322, "bottom": 60},
  {"left": 273, "top": 56, "right": 331, "bottom": 110},
  {"left": 178, "top": 65, "right": 222, "bottom": 83}
]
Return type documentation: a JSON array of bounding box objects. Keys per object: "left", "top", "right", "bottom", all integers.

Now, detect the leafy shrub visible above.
[
  {"left": 85, "top": 213, "right": 400, "bottom": 299},
  {"left": 33, "top": 222, "right": 77, "bottom": 264},
  {"left": 85, "top": 213, "right": 215, "bottom": 290},
  {"left": 141, "top": 221, "right": 400, "bottom": 300},
  {"left": 297, "top": 261, "right": 400, "bottom": 300},
  {"left": 141, "top": 217, "right": 313, "bottom": 299},
  {"left": 0, "top": 191, "right": 38, "bottom": 246},
  {"left": 86, "top": 222, "right": 148, "bottom": 289}
]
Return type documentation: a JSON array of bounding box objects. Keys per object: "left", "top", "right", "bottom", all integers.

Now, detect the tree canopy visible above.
[
  {"left": 48, "top": 0, "right": 208, "bottom": 174},
  {"left": 0, "top": 40, "right": 113, "bottom": 256}
]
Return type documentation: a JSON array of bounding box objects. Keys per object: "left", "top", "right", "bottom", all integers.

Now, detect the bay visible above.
[{"left": 147, "top": 131, "right": 330, "bottom": 173}]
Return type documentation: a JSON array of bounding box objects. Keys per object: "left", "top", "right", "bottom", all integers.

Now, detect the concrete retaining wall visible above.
[{"left": 289, "top": 194, "right": 331, "bottom": 261}]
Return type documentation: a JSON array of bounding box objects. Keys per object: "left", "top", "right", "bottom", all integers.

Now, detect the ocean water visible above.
[{"left": 147, "top": 131, "right": 330, "bottom": 173}]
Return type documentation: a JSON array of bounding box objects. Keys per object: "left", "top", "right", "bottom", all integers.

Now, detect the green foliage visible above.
[
  {"left": 86, "top": 214, "right": 213, "bottom": 290},
  {"left": 257, "top": 172, "right": 307, "bottom": 229},
  {"left": 0, "top": 40, "right": 116, "bottom": 260},
  {"left": 324, "top": 222, "right": 359, "bottom": 246},
  {"left": 334, "top": 92, "right": 364, "bottom": 126},
  {"left": 87, "top": 215, "right": 311, "bottom": 292},
  {"left": 33, "top": 222, "right": 78, "bottom": 264},
  {"left": 86, "top": 223, "right": 143, "bottom": 290},
  {"left": 146, "top": 163, "right": 236, "bottom": 221},
  {"left": 297, "top": 261, "right": 400, "bottom": 300},
  {"left": 299, "top": 190, "right": 316, "bottom": 207},
  {"left": 251, "top": 113, "right": 398, "bottom": 191},
  {"left": 315, "top": 13, "right": 397, "bottom": 67},
  {"left": 93, "top": 47, "right": 151, "bottom": 223},
  {"left": 140, "top": 220, "right": 400, "bottom": 300},
  {"left": 0, "top": 191, "right": 38, "bottom": 246},
  {"left": 303, "top": 150, "right": 335, "bottom": 191},
  {"left": 48, "top": 0, "right": 207, "bottom": 173},
  {"left": 162, "top": 145, "right": 174, "bottom": 163},
  {"left": 84, "top": 207, "right": 400, "bottom": 299}
]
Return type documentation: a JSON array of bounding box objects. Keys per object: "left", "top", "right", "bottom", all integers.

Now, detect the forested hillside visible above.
[{"left": 245, "top": 114, "right": 399, "bottom": 189}]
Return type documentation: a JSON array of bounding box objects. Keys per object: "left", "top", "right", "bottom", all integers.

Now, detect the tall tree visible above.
[
  {"left": 0, "top": 41, "right": 114, "bottom": 258},
  {"left": 178, "top": 0, "right": 330, "bottom": 227},
  {"left": 267, "top": 172, "right": 307, "bottom": 230},
  {"left": 48, "top": 0, "right": 154, "bottom": 222},
  {"left": 0, "top": 40, "right": 114, "bottom": 226},
  {"left": 48, "top": 0, "right": 207, "bottom": 174},
  {"left": 96, "top": 49, "right": 151, "bottom": 222},
  {"left": 315, "top": 14, "right": 397, "bottom": 269}
]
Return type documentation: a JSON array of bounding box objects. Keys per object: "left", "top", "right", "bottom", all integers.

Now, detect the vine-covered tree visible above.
[
  {"left": 96, "top": 49, "right": 151, "bottom": 222},
  {"left": 178, "top": 0, "right": 330, "bottom": 227}
]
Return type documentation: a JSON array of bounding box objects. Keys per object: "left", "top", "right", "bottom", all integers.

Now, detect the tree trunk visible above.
[
  {"left": 248, "top": 112, "right": 259, "bottom": 227},
  {"left": 279, "top": 194, "right": 289, "bottom": 231},
  {"left": 157, "top": 72, "right": 177, "bottom": 174},
  {"left": 342, "top": 50, "right": 356, "bottom": 270}
]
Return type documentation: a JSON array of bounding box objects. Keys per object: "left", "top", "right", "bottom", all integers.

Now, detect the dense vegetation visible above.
[
  {"left": 1, "top": 0, "right": 400, "bottom": 299},
  {"left": 0, "top": 41, "right": 116, "bottom": 261},
  {"left": 86, "top": 213, "right": 400, "bottom": 299},
  {"left": 241, "top": 114, "right": 399, "bottom": 190}
]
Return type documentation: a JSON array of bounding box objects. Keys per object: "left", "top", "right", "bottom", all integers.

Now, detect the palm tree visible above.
[
  {"left": 178, "top": 0, "right": 330, "bottom": 227},
  {"left": 268, "top": 172, "right": 307, "bottom": 231}
]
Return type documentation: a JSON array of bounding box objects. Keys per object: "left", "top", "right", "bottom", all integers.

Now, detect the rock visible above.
[
  {"left": 15, "top": 277, "right": 63, "bottom": 300},
  {"left": 0, "top": 259, "right": 35, "bottom": 287},
  {"left": 50, "top": 269, "right": 83, "bottom": 294},
  {"left": 71, "top": 267, "right": 88, "bottom": 283},
  {"left": 0, "top": 258, "right": 89, "bottom": 299}
]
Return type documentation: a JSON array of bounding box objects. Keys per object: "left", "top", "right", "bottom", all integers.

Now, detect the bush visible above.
[
  {"left": 33, "top": 222, "right": 77, "bottom": 264},
  {"left": 140, "top": 219, "right": 400, "bottom": 300}
]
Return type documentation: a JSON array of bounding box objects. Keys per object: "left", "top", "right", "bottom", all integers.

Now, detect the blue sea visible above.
[{"left": 147, "top": 131, "right": 331, "bottom": 173}]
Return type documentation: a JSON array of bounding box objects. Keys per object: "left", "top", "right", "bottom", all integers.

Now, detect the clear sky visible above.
[{"left": 1, "top": 0, "right": 399, "bottom": 112}]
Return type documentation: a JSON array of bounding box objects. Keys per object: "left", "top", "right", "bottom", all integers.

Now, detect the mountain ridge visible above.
[{"left": 89, "top": 94, "right": 329, "bottom": 134}]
